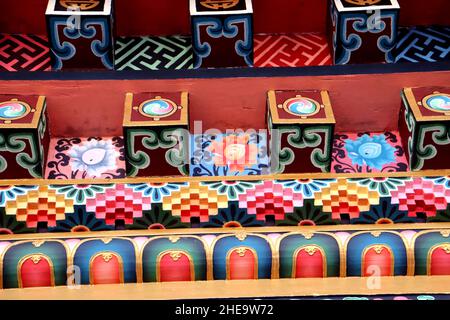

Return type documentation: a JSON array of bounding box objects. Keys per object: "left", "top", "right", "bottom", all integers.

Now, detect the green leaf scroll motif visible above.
[
  {"left": 126, "top": 128, "right": 189, "bottom": 176},
  {"left": 413, "top": 124, "right": 450, "bottom": 171},
  {"left": 271, "top": 125, "right": 332, "bottom": 173},
  {"left": 0, "top": 132, "right": 43, "bottom": 178}
]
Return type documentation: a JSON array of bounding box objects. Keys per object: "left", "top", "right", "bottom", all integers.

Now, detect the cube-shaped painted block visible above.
[
  {"left": 190, "top": 0, "right": 253, "bottom": 68},
  {"left": 0, "top": 95, "right": 50, "bottom": 179},
  {"left": 46, "top": 0, "right": 115, "bottom": 70},
  {"left": 329, "top": 0, "right": 400, "bottom": 64},
  {"left": 267, "top": 90, "right": 335, "bottom": 173},
  {"left": 399, "top": 87, "right": 450, "bottom": 171},
  {"left": 123, "top": 92, "right": 190, "bottom": 177}
]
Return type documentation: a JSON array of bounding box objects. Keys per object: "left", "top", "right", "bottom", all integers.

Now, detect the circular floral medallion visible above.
[
  {"left": 422, "top": 93, "right": 450, "bottom": 114},
  {"left": 68, "top": 140, "right": 119, "bottom": 177},
  {"left": 0, "top": 101, "right": 31, "bottom": 121},
  {"left": 138, "top": 98, "right": 178, "bottom": 120},
  {"left": 282, "top": 97, "right": 320, "bottom": 117}
]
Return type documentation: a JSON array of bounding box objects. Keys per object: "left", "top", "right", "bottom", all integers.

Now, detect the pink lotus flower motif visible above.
[
  {"left": 390, "top": 178, "right": 450, "bottom": 217},
  {"left": 86, "top": 184, "right": 151, "bottom": 226},
  {"left": 207, "top": 134, "right": 258, "bottom": 172},
  {"left": 238, "top": 181, "right": 303, "bottom": 222}
]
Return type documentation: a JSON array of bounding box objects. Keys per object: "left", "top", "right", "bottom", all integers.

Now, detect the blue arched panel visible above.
[
  {"left": 212, "top": 234, "right": 272, "bottom": 280},
  {"left": 73, "top": 238, "right": 137, "bottom": 284}
]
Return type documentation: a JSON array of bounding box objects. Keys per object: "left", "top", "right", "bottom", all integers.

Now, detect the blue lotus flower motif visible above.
[{"left": 345, "top": 134, "right": 396, "bottom": 170}]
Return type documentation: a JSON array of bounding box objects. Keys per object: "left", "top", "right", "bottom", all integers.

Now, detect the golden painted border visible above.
[
  {"left": 140, "top": 235, "right": 211, "bottom": 281},
  {"left": 17, "top": 253, "right": 55, "bottom": 288},
  {"left": 123, "top": 92, "right": 188, "bottom": 127},
  {"left": 361, "top": 244, "right": 395, "bottom": 277},
  {"left": 268, "top": 90, "right": 335, "bottom": 125},
  {"left": 275, "top": 231, "right": 344, "bottom": 278},
  {"left": 0, "top": 96, "right": 45, "bottom": 129},
  {"left": 3, "top": 167, "right": 450, "bottom": 186},
  {"left": 0, "top": 239, "right": 71, "bottom": 289},
  {"left": 409, "top": 229, "right": 450, "bottom": 276},
  {"left": 89, "top": 251, "right": 124, "bottom": 285},
  {"left": 427, "top": 243, "right": 450, "bottom": 276},
  {"left": 342, "top": 230, "right": 412, "bottom": 277},
  {"left": 71, "top": 237, "right": 142, "bottom": 284},
  {"left": 210, "top": 233, "right": 277, "bottom": 280},
  {"left": 59, "top": 0, "right": 100, "bottom": 11},
  {"left": 225, "top": 246, "right": 258, "bottom": 280},
  {"left": 138, "top": 98, "right": 178, "bottom": 120},
  {"left": 292, "top": 245, "right": 327, "bottom": 278},
  {"left": 156, "top": 250, "right": 195, "bottom": 282},
  {"left": 282, "top": 97, "right": 321, "bottom": 118},
  {"left": 1, "top": 223, "right": 450, "bottom": 242},
  {"left": 1, "top": 276, "right": 449, "bottom": 299},
  {"left": 421, "top": 93, "right": 450, "bottom": 116},
  {"left": 0, "top": 100, "right": 32, "bottom": 123},
  {"left": 404, "top": 87, "right": 450, "bottom": 122}
]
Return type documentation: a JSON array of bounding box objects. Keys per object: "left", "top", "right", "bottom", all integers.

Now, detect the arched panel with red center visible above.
[
  {"left": 89, "top": 252, "right": 124, "bottom": 285},
  {"left": 157, "top": 250, "right": 194, "bottom": 282},
  {"left": 18, "top": 254, "right": 54, "bottom": 288},
  {"left": 293, "top": 246, "right": 326, "bottom": 278},
  {"left": 428, "top": 244, "right": 450, "bottom": 276},
  {"left": 362, "top": 245, "right": 394, "bottom": 277},
  {"left": 226, "top": 247, "right": 258, "bottom": 280}
]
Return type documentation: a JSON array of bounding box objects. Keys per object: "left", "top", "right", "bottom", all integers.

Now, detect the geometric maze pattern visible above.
[
  {"left": 1, "top": 28, "right": 447, "bottom": 72},
  {"left": 253, "top": 33, "right": 332, "bottom": 67},
  {"left": 115, "top": 35, "right": 193, "bottom": 71},
  {"left": 0, "top": 34, "right": 51, "bottom": 71},
  {"left": 395, "top": 26, "right": 450, "bottom": 63}
]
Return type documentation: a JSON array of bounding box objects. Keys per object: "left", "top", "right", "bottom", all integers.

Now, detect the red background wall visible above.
[
  {"left": 0, "top": 70, "right": 448, "bottom": 137},
  {"left": 1, "top": 0, "right": 449, "bottom": 36}
]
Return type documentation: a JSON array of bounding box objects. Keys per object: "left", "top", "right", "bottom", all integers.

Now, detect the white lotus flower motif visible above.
[{"left": 68, "top": 140, "right": 119, "bottom": 177}]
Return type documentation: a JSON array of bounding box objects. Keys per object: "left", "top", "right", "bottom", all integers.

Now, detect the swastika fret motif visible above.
[
  {"left": 395, "top": 26, "right": 450, "bottom": 63},
  {"left": 115, "top": 36, "right": 194, "bottom": 71},
  {"left": 0, "top": 34, "right": 51, "bottom": 72},
  {"left": 253, "top": 33, "right": 332, "bottom": 68}
]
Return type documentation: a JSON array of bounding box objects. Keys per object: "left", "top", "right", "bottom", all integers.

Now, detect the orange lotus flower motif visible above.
[{"left": 207, "top": 134, "right": 258, "bottom": 172}]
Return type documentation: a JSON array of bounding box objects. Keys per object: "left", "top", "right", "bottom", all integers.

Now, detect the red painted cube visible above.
[
  {"left": 267, "top": 90, "right": 336, "bottom": 173},
  {"left": 0, "top": 95, "right": 50, "bottom": 179},
  {"left": 123, "top": 92, "right": 190, "bottom": 177},
  {"left": 399, "top": 87, "right": 450, "bottom": 171}
]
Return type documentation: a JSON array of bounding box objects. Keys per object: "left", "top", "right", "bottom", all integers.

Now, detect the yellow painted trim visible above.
[
  {"left": 404, "top": 87, "right": 450, "bottom": 122},
  {"left": 1, "top": 223, "right": 450, "bottom": 242},
  {"left": 0, "top": 96, "right": 46, "bottom": 129},
  {"left": 123, "top": 91, "right": 188, "bottom": 127},
  {"left": 2, "top": 168, "right": 450, "bottom": 186},
  {"left": 267, "top": 90, "right": 335, "bottom": 125},
  {"left": 0, "top": 276, "right": 449, "bottom": 299}
]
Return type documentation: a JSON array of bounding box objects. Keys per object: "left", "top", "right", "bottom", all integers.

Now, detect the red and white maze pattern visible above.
[
  {"left": 0, "top": 34, "right": 51, "bottom": 72},
  {"left": 253, "top": 33, "right": 332, "bottom": 68}
]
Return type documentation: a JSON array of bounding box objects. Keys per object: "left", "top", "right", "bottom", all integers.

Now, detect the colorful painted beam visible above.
[{"left": 0, "top": 224, "right": 449, "bottom": 289}]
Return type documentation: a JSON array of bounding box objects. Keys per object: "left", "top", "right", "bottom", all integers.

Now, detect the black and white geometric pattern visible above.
[
  {"left": 115, "top": 35, "right": 193, "bottom": 71},
  {"left": 395, "top": 26, "right": 450, "bottom": 63}
]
